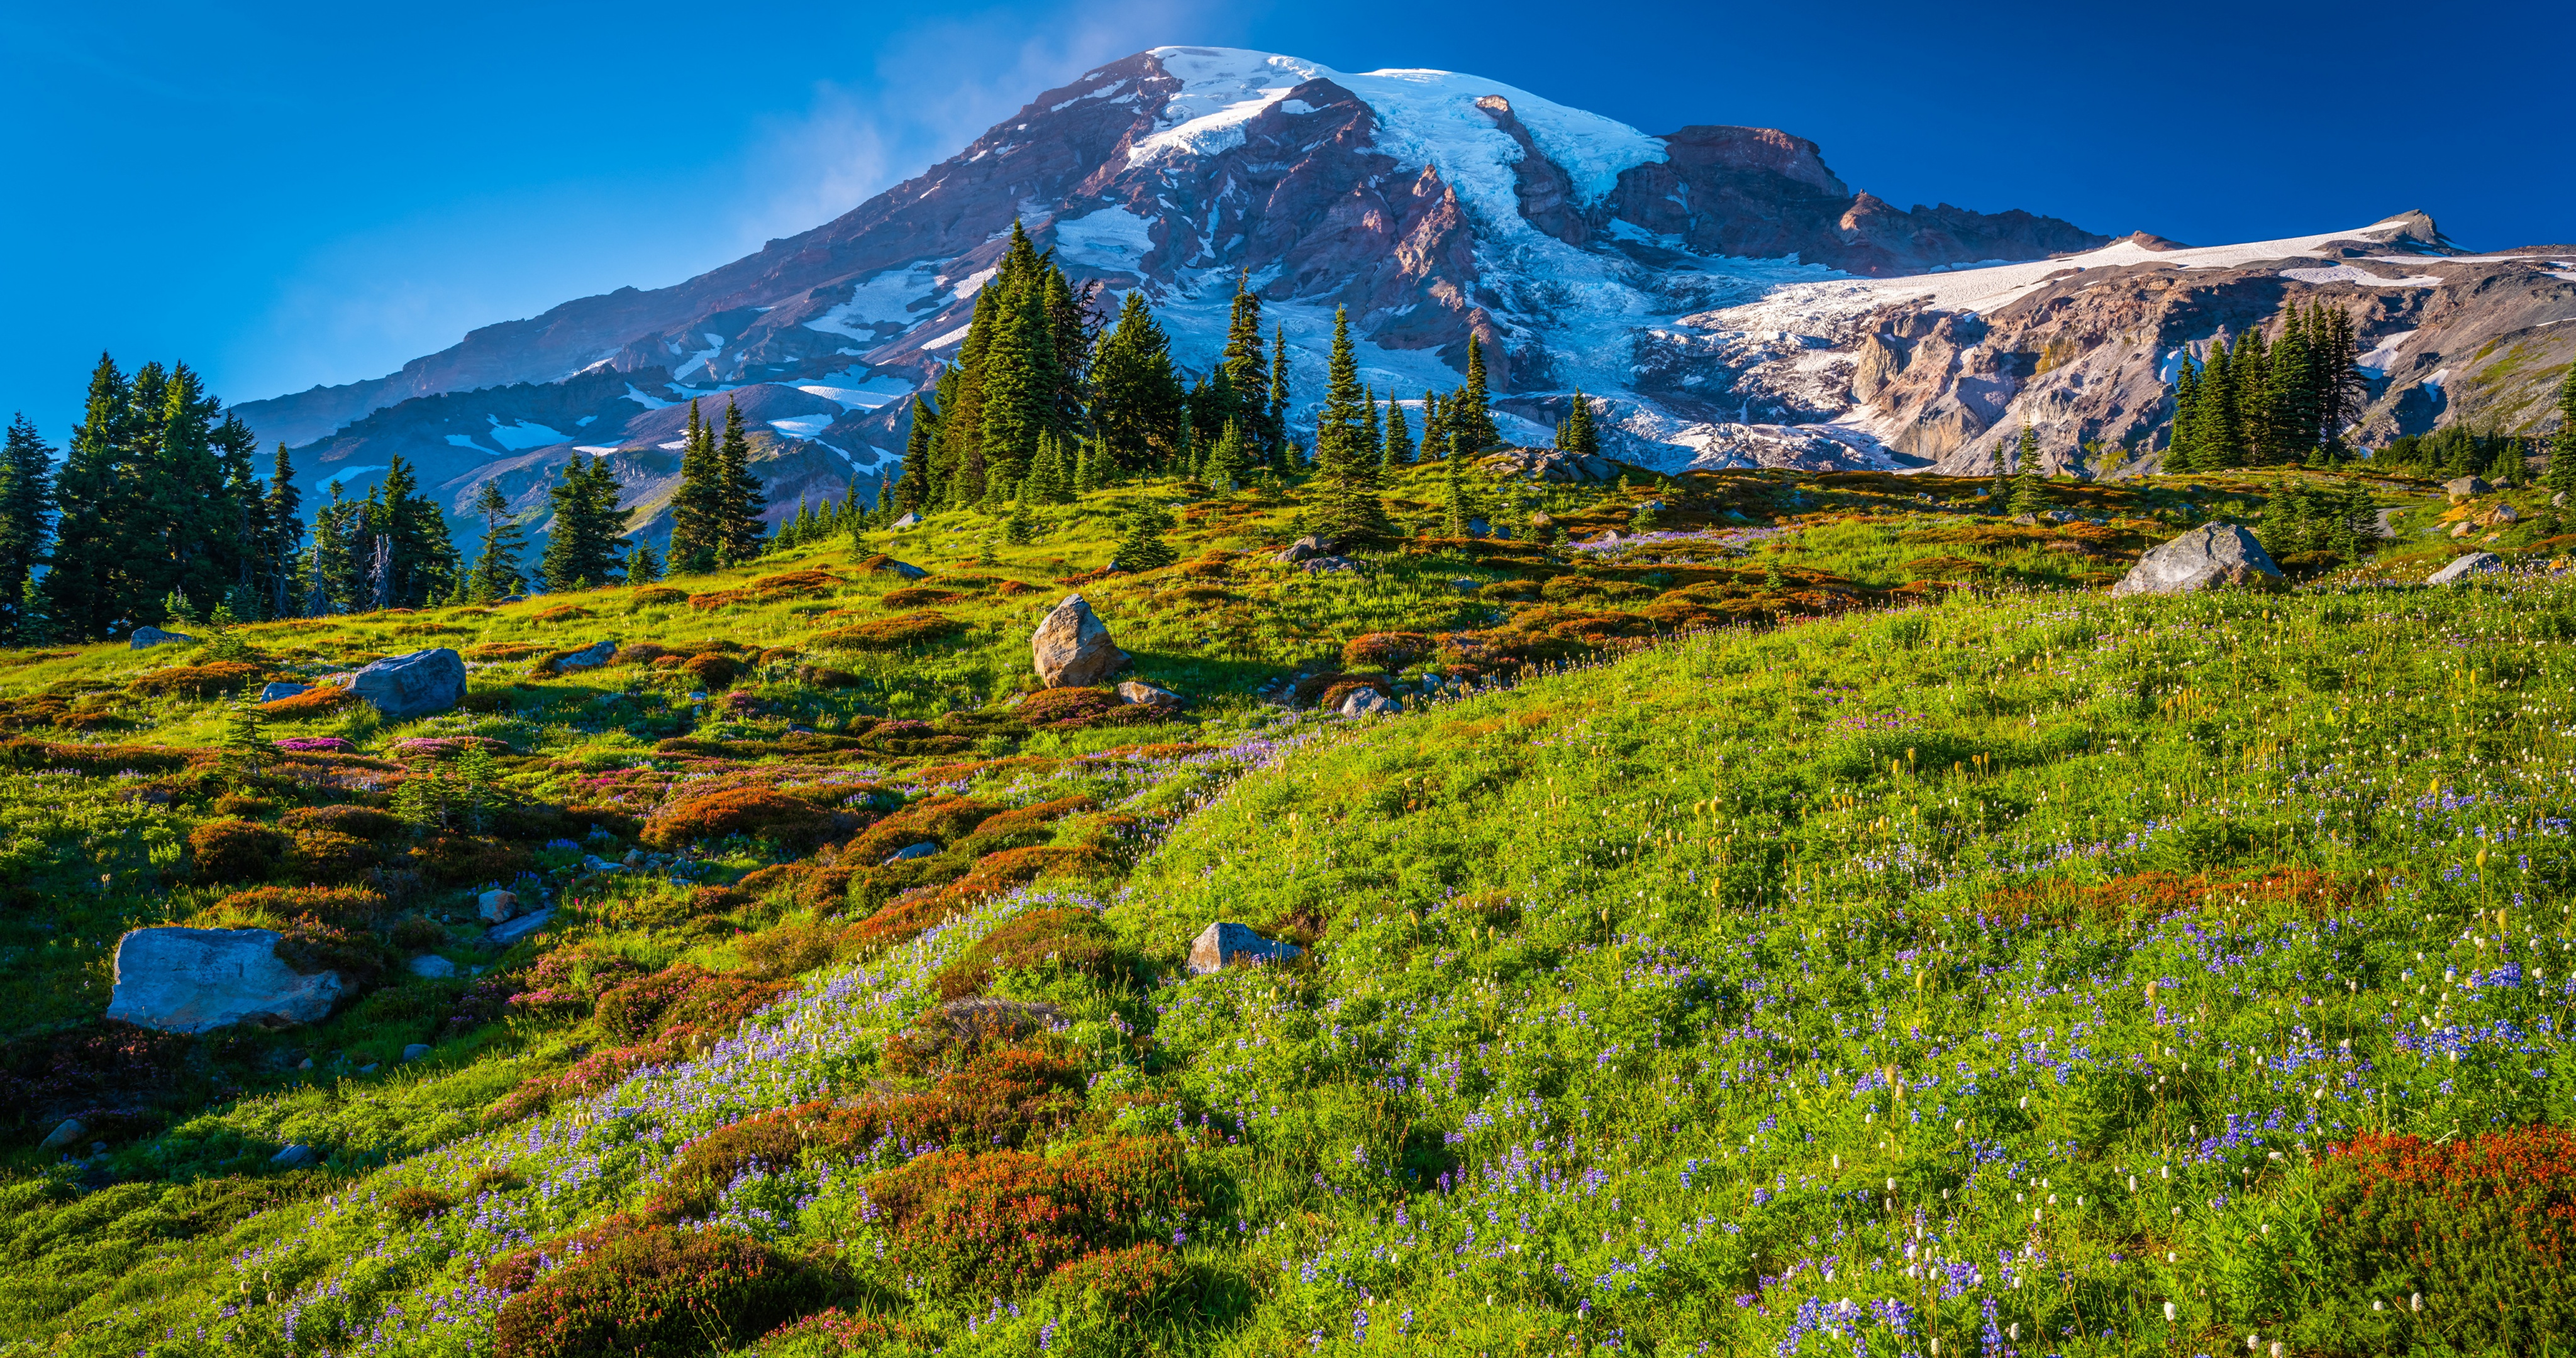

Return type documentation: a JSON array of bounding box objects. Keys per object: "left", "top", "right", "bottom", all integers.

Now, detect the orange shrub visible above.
[
  {"left": 287, "top": 829, "right": 382, "bottom": 883},
  {"left": 686, "top": 590, "right": 748, "bottom": 610},
  {"left": 214, "top": 885, "right": 387, "bottom": 925},
  {"left": 880, "top": 587, "right": 963, "bottom": 609},
  {"left": 756, "top": 1310, "right": 933, "bottom": 1357},
  {"left": 629, "top": 586, "right": 688, "bottom": 607},
  {"left": 1340, "top": 631, "right": 1430, "bottom": 671},
  {"left": 491, "top": 1226, "right": 823, "bottom": 1358},
  {"left": 260, "top": 685, "right": 353, "bottom": 718},
  {"left": 529, "top": 605, "right": 591, "bottom": 622},
  {"left": 683, "top": 654, "right": 743, "bottom": 688},
  {"left": 2316, "top": 1127, "right": 2576, "bottom": 1347},
  {"left": 464, "top": 642, "right": 548, "bottom": 662},
  {"left": 1013, "top": 688, "right": 1158, "bottom": 731},
  {"left": 130, "top": 661, "right": 264, "bottom": 700},
  {"left": 810, "top": 612, "right": 965, "bottom": 651},
  {"left": 1043, "top": 1241, "right": 1191, "bottom": 1323},
  {"left": 749, "top": 569, "right": 843, "bottom": 597},
  {"left": 862, "top": 1137, "right": 1193, "bottom": 1294},
  {"left": 641, "top": 788, "right": 832, "bottom": 849},
  {"left": 189, "top": 819, "right": 290, "bottom": 883},
  {"left": 844, "top": 795, "right": 996, "bottom": 863}
]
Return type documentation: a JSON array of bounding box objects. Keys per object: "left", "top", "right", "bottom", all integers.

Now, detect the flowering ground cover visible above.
[{"left": 0, "top": 461, "right": 2570, "bottom": 1357}]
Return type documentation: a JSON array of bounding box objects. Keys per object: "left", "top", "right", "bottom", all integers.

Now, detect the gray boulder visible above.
[
  {"left": 2428, "top": 551, "right": 2505, "bottom": 585},
  {"left": 2445, "top": 476, "right": 2492, "bottom": 502},
  {"left": 1116, "top": 680, "right": 1182, "bottom": 709},
  {"left": 477, "top": 888, "right": 519, "bottom": 924},
  {"left": 1032, "top": 595, "right": 1129, "bottom": 687},
  {"left": 270, "top": 1144, "right": 321, "bottom": 1169},
  {"left": 38, "top": 1118, "right": 86, "bottom": 1152},
  {"left": 407, "top": 954, "right": 456, "bottom": 980},
  {"left": 883, "top": 841, "right": 939, "bottom": 865},
  {"left": 105, "top": 928, "right": 345, "bottom": 1033},
  {"left": 1273, "top": 535, "right": 1328, "bottom": 565},
  {"left": 258, "top": 682, "right": 310, "bottom": 704},
  {"left": 869, "top": 555, "right": 929, "bottom": 581},
  {"left": 1187, "top": 922, "right": 1303, "bottom": 975},
  {"left": 2111, "top": 525, "right": 2285, "bottom": 597},
  {"left": 351, "top": 648, "right": 467, "bottom": 720},
  {"left": 1340, "top": 687, "right": 1399, "bottom": 717},
  {"left": 551, "top": 639, "right": 619, "bottom": 671},
  {"left": 401, "top": 1044, "right": 431, "bottom": 1063},
  {"left": 129, "top": 626, "right": 193, "bottom": 650},
  {"left": 1300, "top": 555, "right": 1360, "bottom": 574},
  {"left": 486, "top": 907, "right": 553, "bottom": 947},
  {"left": 889, "top": 512, "right": 921, "bottom": 529},
  {"left": 1449, "top": 578, "right": 1481, "bottom": 595}
]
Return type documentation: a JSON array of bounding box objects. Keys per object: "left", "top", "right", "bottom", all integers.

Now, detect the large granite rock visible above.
[
  {"left": 1340, "top": 687, "right": 1399, "bottom": 717},
  {"left": 1117, "top": 680, "right": 1182, "bottom": 709},
  {"left": 258, "top": 682, "right": 311, "bottom": 703},
  {"left": 129, "top": 626, "right": 193, "bottom": 650},
  {"left": 2445, "top": 476, "right": 2492, "bottom": 502},
  {"left": 105, "top": 928, "right": 345, "bottom": 1033},
  {"left": 1187, "top": 922, "right": 1302, "bottom": 974},
  {"left": 2110, "top": 525, "right": 2285, "bottom": 597},
  {"left": 351, "top": 648, "right": 467, "bottom": 720},
  {"left": 1033, "top": 595, "right": 1129, "bottom": 687},
  {"left": 2428, "top": 551, "right": 2505, "bottom": 584}
]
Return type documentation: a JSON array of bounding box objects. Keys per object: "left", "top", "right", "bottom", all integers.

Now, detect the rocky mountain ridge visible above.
[{"left": 234, "top": 47, "right": 2575, "bottom": 546}]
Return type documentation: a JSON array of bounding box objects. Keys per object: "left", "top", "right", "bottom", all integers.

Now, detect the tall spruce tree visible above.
[
  {"left": 369, "top": 456, "right": 460, "bottom": 607},
  {"left": 262, "top": 444, "right": 303, "bottom": 618},
  {"left": 1560, "top": 389, "right": 1599, "bottom": 456},
  {"left": 1267, "top": 326, "right": 1292, "bottom": 459},
  {"left": 1384, "top": 397, "right": 1414, "bottom": 468},
  {"left": 716, "top": 400, "right": 766, "bottom": 564},
  {"left": 667, "top": 400, "right": 724, "bottom": 571},
  {"left": 2548, "top": 363, "right": 2576, "bottom": 496},
  {"left": 2168, "top": 356, "right": 2204, "bottom": 472},
  {"left": 467, "top": 482, "right": 529, "bottom": 601},
  {"left": 1453, "top": 335, "right": 1502, "bottom": 453},
  {"left": 0, "top": 416, "right": 52, "bottom": 641},
  {"left": 44, "top": 355, "right": 129, "bottom": 638},
  {"left": 1092, "top": 290, "right": 1183, "bottom": 472},
  {"left": 1204, "top": 421, "right": 1250, "bottom": 490},
  {"left": 538, "top": 455, "right": 627, "bottom": 590},
  {"left": 2263, "top": 314, "right": 2318, "bottom": 464},
  {"left": 897, "top": 397, "right": 937, "bottom": 511},
  {"left": 1311, "top": 308, "right": 1394, "bottom": 543},
  {"left": 977, "top": 255, "right": 1065, "bottom": 487},
  {"left": 1221, "top": 272, "right": 1268, "bottom": 446},
  {"left": 1421, "top": 389, "right": 1447, "bottom": 460}
]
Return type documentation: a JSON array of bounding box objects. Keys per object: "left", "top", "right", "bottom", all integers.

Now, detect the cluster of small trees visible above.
[{"left": 2168, "top": 302, "right": 2366, "bottom": 469}]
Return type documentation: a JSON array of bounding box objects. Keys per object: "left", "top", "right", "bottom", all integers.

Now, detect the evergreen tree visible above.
[
  {"left": 467, "top": 482, "right": 529, "bottom": 601},
  {"left": 1091, "top": 290, "right": 1184, "bottom": 472},
  {"left": 1310, "top": 307, "right": 1396, "bottom": 544},
  {"left": 2543, "top": 363, "right": 2576, "bottom": 497},
  {"left": 262, "top": 444, "right": 303, "bottom": 618},
  {"left": 2007, "top": 470, "right": 2048, "bottom": 517},
  {"left": 1203, "top": 421, "right": 1250, "bottom": 490},
  {"left": 2263, "top": 312, "right": 2318, "bottom": 464},
  {"left": 627, "top": 539, "right": 665, "bottom": 585},
  {"left": 1362, "top": 387, "right": 1384, "bottom": 472},
  {"left": 369, "top": 456, "right": 462, "bottom": 607},
  {"left": 897, "top": 397, "right": 937, "bottom": 511},
  {"left": 0, "top": 416, "right": 52, "bottom": 641},
  {"left": 1560, "top": 389, "right": 1599, "bottom": 456},
  {"left": 1221, "top": 272, "right": 1268, "bottom": 448},
  {"left": 975, "top": 229, "right": 1064, "bottom": 487},
  {"left": 1177, "top": 421, "right": 1198, "bottom": 483},
  {"left": 1002, "top": 497, "right": 1037, "bottom": 546},
  {"left": 2202, "top": 340, "right": 2243, "bottom": 468},
  {"left": 44, "top": 355, "right": 130, "bottom": 638},
  {"left": 667, "top": 401, "right": 724, "bottom": 571},
  {"left": 2314, "top": 304, "right": 2363, "bottom": 461},
  {"left": 1441, "top": 441, "right": 1470, "bottom": 538},
  {"left": 2168, "top": 356, "right": 2204, "bottom": 472},
  {"left": 1384, "top": 398, "right": 1414, "bottom": 468},
  {"left": 1041, "top": 267, "right": 1097, "bottom": 435},
  {"left": 1267, "top": 326, "right": 1292, "bottom": 458},
  {"left": 1421, "top": 389, "right": 1448, "bottom": 460},
  {"left": 716, "top": 400, "right": 766, "bottom": 565},
  {"left": 1111, "top": 500, "right": 1177, "bottom": 572},
  {"left": 538, "top": 455, "right": 626, "bottom": 591},
  {"left": 936, "top": 289, "right": 995, "bottom": 507},
  {"left": 1452, "top": 335, "right": 1502, "bottom": 453}
]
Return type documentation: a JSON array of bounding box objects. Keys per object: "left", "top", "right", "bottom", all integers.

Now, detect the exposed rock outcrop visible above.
[
  {"left": 1032, "top": 595, "right": 1129, "bottom": 688},
  {"left": 2111, "top": 526, "right": 2285, "bottom": 597},
  {"left": 105, "top": 927, "right": 346, "bottom": 1033}
]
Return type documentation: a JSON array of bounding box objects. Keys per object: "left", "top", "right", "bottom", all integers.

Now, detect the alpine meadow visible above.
[{"left": 3, "top": 36, "right": 2576, "bottom": 1358}]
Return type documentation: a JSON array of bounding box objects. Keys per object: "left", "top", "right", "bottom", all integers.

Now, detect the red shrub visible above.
[
  {"left": 214, "top": 885, "right": 386, "bottom": 925},
  {"left": 810, "top": 612, "right": 966, "bottom": 651},
  {"left": 862, "top": 1137, "right": 1194, "bottom": 1294},
  {"left": 1340, "top": 631, "right": 1430, "bottom": 671},
  {"left": 683, "top": 653, "right": 744, "bottom": 689},
  {"left": 1011, "top": 688, "right": 1158, "bottom": 731},
  {"left": 387, "top": 1186, "right": 452, "bottom": 1220},
  {"left": 260, "top": 685, "right": 353, "bottom": 718},
  {"left": 757, "top": 1308, "right": 933, "bottom": 1357},
  {"left": 843, "top": 795, "right": 997, "bottom": 864},
  {"left": 1044, "top": 1241, "right": 1191, "bottom": 1322},
  {"left": 128, "top": 661, "right": 264, "bottom": 699},
  {"left": 189, "top": 819, "right": 289, "bottom": 883},
  {"left": 2316, "top": 1127, "right": 2576, "bottom": 1347},
  {"left": 491, "top": 1225, "right": 824, "bottom": 1358}
]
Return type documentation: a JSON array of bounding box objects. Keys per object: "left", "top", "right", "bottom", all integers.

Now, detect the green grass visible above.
[{"left": 0, "top": 462, "right": 2571, "bottom": 1357}]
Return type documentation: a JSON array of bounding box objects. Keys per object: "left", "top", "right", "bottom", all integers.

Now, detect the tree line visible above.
[{"left": 2167, "top": 301, "right": 2366, "bottom": 469}]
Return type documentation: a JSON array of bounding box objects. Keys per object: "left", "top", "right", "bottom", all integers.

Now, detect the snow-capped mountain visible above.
[{"left": 235, "top": 45, "right": 2576, "bottom": 535}]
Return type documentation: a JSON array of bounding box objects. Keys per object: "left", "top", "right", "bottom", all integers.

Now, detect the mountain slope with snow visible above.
[{"left": 237, "top": 47, "right": 2575, "bottom": 527}]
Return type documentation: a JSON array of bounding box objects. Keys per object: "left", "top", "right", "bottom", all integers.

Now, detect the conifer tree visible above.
[
  {"left": 627, "top": 539, "right": 664, "bottom": 585},
  {"left": 897, "top": 399, "right": 937, "bottom": 511},
  {"left": 716, "top": 400, "right": 766, "bottom": 565},
  {"left": 1092, "top": 290, "right": 1183, "bottom": 472},
  {"left": 1311, "top": 309, "right": 1395, "bottom": 544},
  {"left": 2168, "top": 357, "right": 2204, "bottom": 472},
  {"left": 1384, "top": 398, "right": 1414, "bottom": 468},
  {"left": 262, "top": 444, "right": 303, "bottom": 618},
  {"left": 1421, "top": 389, "right": 1447, "bottom": 459},
  {"left": 1204, "top": 421, "right": 1249, "bottom": 490},
  {"left": 1111, "top": 500, "right": 1177, "bottom": 572},
  {"left": 0, "top": 416, "right": 52, "bottom": 641},
  {"left": 667, "top": 401, "right": 724, "bottom": 571},
  {"left": 1176, "top": 421, "right": 1198, "bottom": 483},
  {"left": 1453, "top": 335, "right": 1502, "bottom": 453},
  {"left": 1560, "top": 389, "right": 1599, "bottom": 456},
  {"left": 2007, "top": 469, "right": 2047, "bottom": 518},
  {"left": 2263, "top": 313, "right": 2318, "bottom": 464},
  {"left": 1221, "top": 272, "right": 1267, "bottom": 444},
  {"left": 45, "top": 355, "right": 128, "bottom": 637},
  {"left": 538, "top": 455, "right": 626, "bottom": 591},
  {"left": 1362, "top": 387, "right": 1384, "bottom": 471},
  {"left": 1267, "top": 326, "right": 1292, "bottom": 458},
  {"left": 2546, "top": 363, "right": 2576, "bottom": 497},
  {"left": 1002, "top": 497, "right": 1037, "bottom": 546},
  {"left": 467, "top": 482, "right": 529, "bottom": 601},
  {"left": 2015, "top": 426, "right": 2041, "bottom": 477}
]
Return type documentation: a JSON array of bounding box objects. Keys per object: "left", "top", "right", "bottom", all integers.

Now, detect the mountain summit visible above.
[{"left": 236, "top": 47, "right": 2573, "bottom": 538}]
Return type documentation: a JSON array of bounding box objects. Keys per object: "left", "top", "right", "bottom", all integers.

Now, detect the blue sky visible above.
[{"left": 2, "top": 0, "right": 2563, "bottom": 444}]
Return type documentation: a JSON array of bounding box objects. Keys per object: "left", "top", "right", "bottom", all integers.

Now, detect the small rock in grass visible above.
[
  {"left": 1116, "top": 680, "right": 1182, "bottom": 709},
  {"left": 38, "top": 1118, "right": 85, "bottom": 1152},
  {"left": 2445, "top": 475, "right": 2492, "bottom": 502},
  {"left": 1187, "top": 922, "right": 1302, "bottom": 975},
  {"left": 1272, "top": 535, "right": 1329, "bottom": 565},
  {"left": 357, "top": 1064, "right": 379, "bottom": 1075},
  {"left": 477, "top": 889, "right": 518, "bottom": 924},
  {"left": 884, "top": 841, "right": 939, "bottom": 865},
  {"left": 1340, "top": 688, "right": 1399, "bottom": 717},
  {"left": 889, "top": 512, "right": 921, "bottom": 530},
  {"left": 407, "top": 954, "right": 455, "bottom": 980},
  {"left": 401, "top": 1044, "right": 431, "bottom": 1063},
  {"left": 552, "top": 639, "right": 619, "bottom": 671},
  {"left": 129, "top": 626, "right": 193, "bottom": 649},
  {"left": 486, "top": 908, "right": 553, "bottom": 947},
  {"left": 259, "top": 682, "right": 310, "bottom": 704},
  {"left": 1449, "top": 578, "right": 1480, "bottom": 595},
  {"left": 1300, "top": 555, "right": 1359, "bottom": 574},
  {"left": 269, "top": 1144, "right": 320, "bottom": 1169},
  {"left": 2428, "top": 551, "right": 2504, "bottom": 585},
  {"left": 869, "top": 555, "right": 929, "bottom": 580},
  {"left": 297, "top": 1057, "right": 314, "bottom": 1071}
]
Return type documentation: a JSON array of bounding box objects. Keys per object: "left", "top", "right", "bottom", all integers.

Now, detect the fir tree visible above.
[
  {"left": 2016, "top": 426, "right": 2041, "bottom": 478},
  {"left": 1267, "top": 326, "right": 1292, "bottom": 459},
  {"left": 2007, "top": 470, "right": 2047, "bottom": 518},
  {"left": 48, "top": 355, "right": 135, "bottom": 636},
  {"left": 627, "top": 539, "right": 665, "bottom": 585},
  {"left": 1453, "top": 335, "right": 1502, "bottom": 453},
  {"left": 467, "top": 482, "right": 529, "bottom": 601},
  {"left": 1092, "top": 290, "right": 1184, "bottom": 472},
  {"left": 1221, "top": 272, "right": 1268, "bottom": 446},
  {"left": 716, "top": 400, "right": 766, "bottom": 565},
  {"left": 0, "top": 416, "right": 52, "bottom": 642},
  {"left": 538, "top": 455, "right": 627, "bottom": 591},
  {"left": 218, "top": 695, "right": 267, "bottom": 787},
  {"left": 1111, "top": 500, "right": 1177, "bottom": 572},
  {"left": 2168, "top": 356, "right": 2204, "bottom": 472},
  {"left": 1421, "top": 389, "right": 1447, "bottom": 459},
  {"left": 1204, "top": 421, "right": 1250, "bottom": 490},
  {"left": 1559, "top": 389, "right": 1599, "bottom": 456},
  {"left": 2263, "top": 311, "right": 2318, "bottom": 464},
  {"left": 1311, "top": 308, "right": 1395, "bottom": 544},
  {"left": 1002, "top": 497, "right": 1037, "bottom": 546},
  {"left": 897, "top": 397, "right": 937, "bottom": 511},
  {"left": 1384, "top": 398, "right": 1414, "bottom": 468},
  {"left": 2545, "top": 363, "right": 2576, "bottom": 497},
  {"left": 262, "top": 444, "right": 303, "bottom": 618},
  {"left": 667, "top": 400, "right": 724, "bottom": 571}
]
